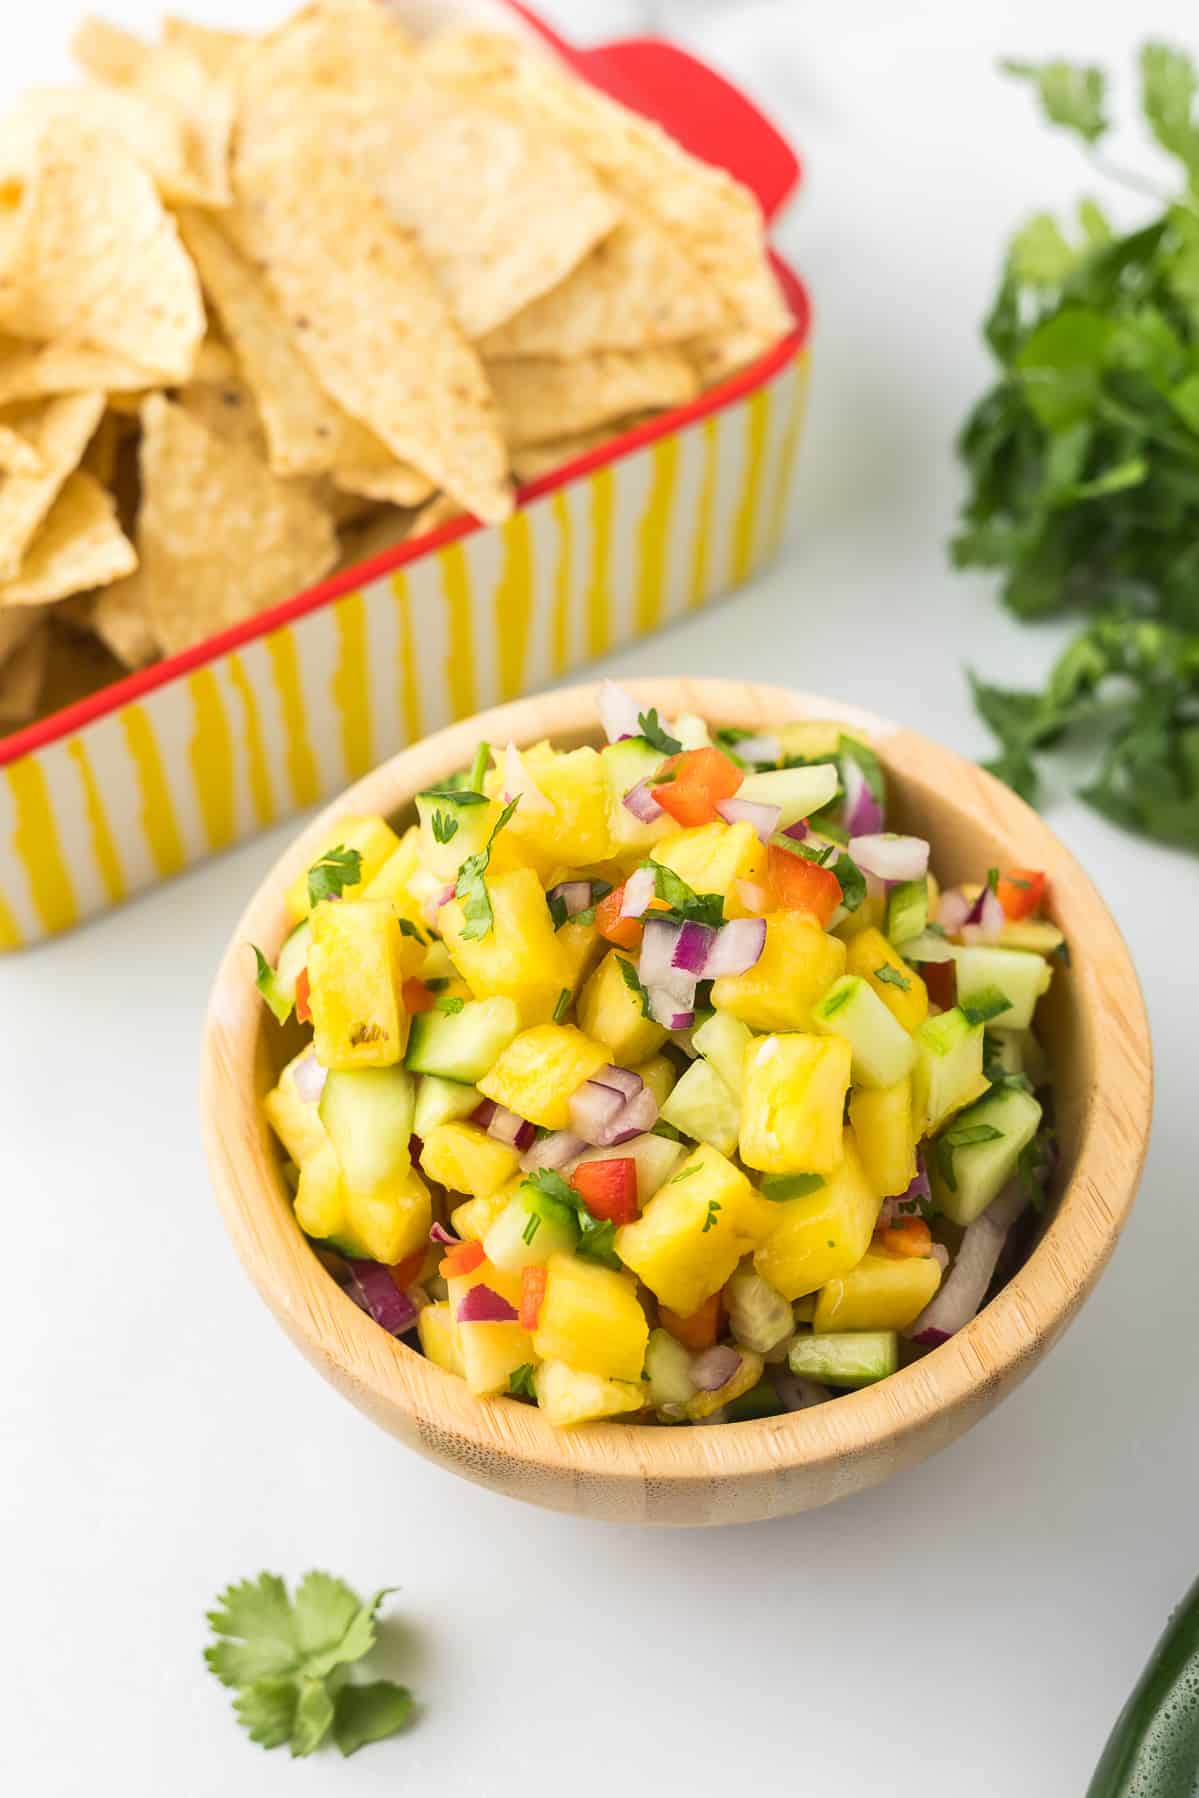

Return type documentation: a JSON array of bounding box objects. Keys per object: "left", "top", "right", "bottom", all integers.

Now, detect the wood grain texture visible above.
[{"left": 201, "top": 678, "right": 1153, "bottom": 1526}]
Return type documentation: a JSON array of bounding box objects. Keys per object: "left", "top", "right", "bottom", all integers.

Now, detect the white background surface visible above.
[{"left": 3, "top": 2, "right": 1195, "bottom": 1793}]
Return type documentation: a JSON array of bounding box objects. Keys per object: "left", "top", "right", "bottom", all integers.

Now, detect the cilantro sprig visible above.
[
  {"left": 640, "top": 860, "right": 725, "bottom": 927},
  {"left": 522, "top": 1168, "right": 621, "bottom": 1266},
  {"left": 454, "top": 798, "right": 518, "bottom": 941},
  {"left": 307, "top": 845, "right": 363, "bottom": 908},
  {"left": 637, "top": 708, "right": 682, "bottom": 756},
  {"left": 205, "top": 1573, "right": 413, "bottom": 1759}
]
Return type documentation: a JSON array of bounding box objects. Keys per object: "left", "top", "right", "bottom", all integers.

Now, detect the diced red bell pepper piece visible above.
[
  {"left": 659, "top": 1291, "right": 721, "bottom": 1351},
  {"left": 766, "top": 843, "right": 842, "bottom": 924},
  {"left": 596, "top": 883, "right": 645, "bottom": 951},
  {"left": 519, "top": 1263, "right": 547, "bottom": 1331},
  {"left": 874, "top": 1218, "right": 932, "bottom": 1259},
  {"left": 402, "top": 977, "right": 436, "bottom": 1014},
  {"left": 294, "top": 966, "right": 312, "bottom": 1024},
  {"left": 922, "top": 958, "right": 956, "bottom": 1011},
  {"left": 439, "top": 1239, "right": 486, "bottom": 1280},
  {"left": 388, "top": 1248, "right": 428, "bottom": 1289},
  {"left": 996, "top": 868, "right": 1046, "bottom": 922},
  {"left": 653, "top": 747, "right": 743, "bottom": 828},
  {"left": 570, "top": 1157, "right": 639, "bottom": 1226}
]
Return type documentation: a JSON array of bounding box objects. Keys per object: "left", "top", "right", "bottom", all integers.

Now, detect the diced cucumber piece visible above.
[
  {"left": 998, "top": 918, "right": 1065, "bottom": 957},
  {"left": 691, "top": 1010, "right": 754, "bottom": 1096},
  {"left": 788, "top": 1331, "right": 898, "bottom": 1388},
  {"left": 600, "top": 737, "right": 671, "bottom": 849},
  {"left": 483, "top": 1186, "right": 579, "bottom": 1273},
  {"left": 318, "top": 1066, "right": 415, "bottom": 1192},
  {"left": 952, "top": 945, "right": 1052, "bottom": 1031},
  {"left": 886, "top": 877, "right": 928, "bottom": 946},
  {"left": 811, "top": 975, "right": 917, "bottom": 1088},
  {"left": 912, "top": 1007, "right": 988, "bottom": 1134},
  {"left": 673, "top": 712, "right": 712, "bottom": 750},
  {"left": 412, "top": 1073, "right": 480, "bottom": 1137},
  {"left": 404, "top": 996, "right": 521, "bottom": 1083},
  {"left": 737, "top": 763, "right": 839, "bottom": 827},
  {"left": 420, "top": 938, "right": 456, "bottom": 984},
  {"left": 895, "top": 929, "right": 954, "bottom": 964},
  {"left": 645, "top": 1328, "right": 697, "bottom": 1410},
  {"left": 986, "top": 1029, "right": 1025, "bottom": 1078},
  {"left": 724, "top": 1268, "right": 794, "bottom": 1353},
  {"left": 574, "top": 1132, "right": 681, "bottom": 1204},
  {"left": 659, "top": 1057, "right": 739, "bottom": 1155},
  {"left": 725, "top": 1378, "right": 785, "bottom": 1422},
  {"left": 931, "top": 1085, "right": 1043, "bottom": 1226},
  {"left": 415, "top": 786, "right": 493, "bottom": 880},
  {"left": 275, "top": 919, "right": 312, "bottom": 1003}
]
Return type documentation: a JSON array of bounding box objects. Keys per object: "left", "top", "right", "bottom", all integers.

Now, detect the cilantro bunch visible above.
[
  {"left": 205, "top": 1572, "right": 413, "bottom": 1758},
  {"left": 955, "top": 46, "right": 1199, "bottom": 850}
]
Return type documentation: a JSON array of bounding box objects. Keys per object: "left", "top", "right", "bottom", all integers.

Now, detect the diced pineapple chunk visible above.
[
  {"left": 534, "top": 1360, "right": 646, "bottom": 1427},
  {"left": 653, "top": 821, "right": 765, "bottom": 917},
  {"left": 477, "top": 1023, "right": 611, "bottom": 1130},
  {"left": 634, "top": 1054, "right": 677, "bottom": 1107},
  {"left": 417, "top": 1301, "right": 466, "bottom": 1378},
  {"left": 556, "top": 917, "right": 604, "bottom": 993},
  {"left": 307, "top": 898, "right": 419, "bottom": 1070},
  {"left": 294, "top": 1141, "right": 347, "bottom": 1241},
  {"left": 846, "top": 927, "right": 929, "bottom": 1033},
  {"left": 488, "top": 743, "right": 613, "bottom": 866},
  {"left": 777, "top": 720, "right": 855, "bottom": 760},
  {"left": 850, "top": 1078, "right": 917, "bottom": 1197},
  {"left": 451, "top": 1177, "right": 523, "bottom": 1242},
  {"left": 753, "top": 1131, "right": 881, "bottom": 1300},
  {"left": 577, "top": 950, "right": 668, "bottom": 1065},
  {"left": 284, "top": 814, "right": 400, "bottom": 922},
  {"left": 739, "top": 1033, "right": 852, "bottom": 1175},
  {"left": 344, "top": 1170, "right": 432, "bottom": 1264},
  {"left": 615, "top": 1143, "right": 778, "bottom": 1316},
  {"left": 712, "top": 910, "right": 846, "bottom": 1032},
  {"left": 265, "top": 1050, "right": 330, "bottom": 1167},
  {"left": 813, "top": 1250, "right": 941, "bottom": 1333},
  {"left": 361, "top": 825, "right": 429, "bottom": 936},
  {"left": 685, "top": 1349, "right": 765, "bottom": 1420},
  {"left": 447, "top": 1261, "right": 534, "bottom": 1395},
  {"left": 832, "top": 892, "right": 886, "bottom": 942},
  {"left": 440, "top": 866, "right": 570, "bottom": 1027},
  {"left": 532, "top": 1254, "right": 649, "bottom": 1382},
  {"left": 420, "top": 1122, "right": 520, "bottom": 1198}
]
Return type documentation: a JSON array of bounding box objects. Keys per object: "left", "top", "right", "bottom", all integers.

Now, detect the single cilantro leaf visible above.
[
  {"left": 455, "top": 798, "right": 518, "bottom": 941},
  {"left": 874, "top": 963, "right": 911, "bottom": 992},
  {"left": 206, "top": 1575, "right": 299, "bottom": 1688},
  {"left": 960, "top": 987, "right": 1013, "bottom": 1026},
  {"left": 431, "top": 810, "right": 458, "bottom": 845},
  {"left": 670, "top": 1162, "right": 700, "bottom": 1184},
  {"left": 435, "top": 994, "right": 465, "bottom": 1014},
  {"left": 761, "top": 1172, "right": 825, "bottom": 1201},
  {"left": 1010, "top": 212, "right": 1083, "bottom": 287},
  {"left": 618, "top": 955, "right": 651, "bottom": 1019},
  {"left": 637, "top": 708, "right": 682, "bottom": 756},
  {"left": 651, "top": 1119, "right": 685, "bottom": 1143},
  {"left": 1003, "top": 56, "right": 1108, "bottom": 144},
  {"left": 523, "top": 1168, "right": 576, "bottom": 1208},
  {"left": 234, "top": 1679, "right": 298, "bottom": 1750},
  {"left": 307, "top": 845, "right": 363, "bottom": 908},
  {"left": 306, "top": 1588, "right": 395, "bottom": 1680},
  {"left": 291, "top": 1679, "right": 336, "bottom": 1758},
  {"left": 291, "top": 1572, "right": 362, "bottom": 1666},
  {"left": 832, "top": 851, "right": 866, "bottom": 913},
  {"left": 1140, "top": 44, "right": 1199, "bottom": 181},
  {"left": 333, "top": 1681, "right": 413, "bottom": 1757},
  {"left": 701, "top": 1199, "right": 722, "bottom": 1234},
  {"left": 398, "top": 917, "right": 426, "bottom": 943},
  {"left": 508, "top": 1363, "right": 537, "bottom": 1399},
  {"left": 644, "top": 860, "right": 725, "bottom": 927},
  {"left": 576, "top": 1213, "right": 620, "bottom": 1266}
]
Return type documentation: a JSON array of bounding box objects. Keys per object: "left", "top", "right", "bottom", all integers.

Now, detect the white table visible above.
[{"left": 5, "top": 4, "right": 1194, "bottom": 1793}]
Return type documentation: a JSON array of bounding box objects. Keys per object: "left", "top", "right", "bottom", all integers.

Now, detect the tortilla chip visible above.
[
  {"left": 330, "top": 453, "right": 434, "bottom": 509},
  {"left": 161, "top": 16, "right": 250, "bottom": 81},
  {"left": 71, "top": 16, "right": 233, "bottom": 208},
  {"left": 0, "top": 599, "right": 43, "bottom": 664},
  {"left": 0, "top": 470, "right": 136, "bottom": 606},
  {"left": 178, "top": 371, "right": 266, "bottom": 457},
  {"left": 192, "top": 335, "right": 239, "bottom": 384},
  {"left": 0, "top": 620, "right": 48, "bottom": 724},
  {"left": 481, "top": 211, "right": 728, "bottom": 360},
  {"left": 424, "top": 29, "right": 790, "bottom": 342},
  {"left": 232, "top": 141, "right": 511, "bottom": 523},
  {"left": 509, "top": 420, "right": 651, "bottom": 483},
  {"left": 90, "top": 572, "right": 160, "bottom": 668},
  {"left": 37, "top": 618, "right": 126, "bottom": 717},
  {"left": 0, "top": 423, "right": 38, "bottom": 476},
  {"left": 409, "top": 493, "right": 464, "bottom": 538},
  {"left": 0, "top": 335, "right": 155, "bottom": 408},
  {"left": 137, "top": 393, "right": 338, "bottom": 656},
  {"left": 334, "top": 505, "right": 415, "bottom": 571},
  {"left": 686, "top": 328, "right": 779, "bottom": 388},
  {"left": 486, "top": 349, "right": 697, "bottom": 448},
  {"left": 0, "top": 392, "right": 104, "bottom": 581},
  {"left": 0, "top": 121, "right": 204, "bottom": 382},
  {"left": 0, "top": 85, "right": 203, "bottom": 207}
]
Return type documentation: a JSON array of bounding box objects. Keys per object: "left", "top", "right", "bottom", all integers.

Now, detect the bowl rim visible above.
[{"left": 201, "top": 677, "right": 1153, "bottom": 1493}]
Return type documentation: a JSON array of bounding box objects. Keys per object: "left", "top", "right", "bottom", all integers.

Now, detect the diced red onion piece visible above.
[
  {"left": 503, "top": 741, "right": 552, "bottom": 813},
  {"left": 737, "top": 880, "right": 769, "bottom": 914},
  {"left": 938, "top": 887, "right": 972, "bottom": 933},
  {"left": 486, "top": 1104, "right": 537, "bottom": 1151},
  {"left": 548, "top": 879, "right": 593, "bottom": 919},
  {"left": 568, "top": 1078, "right": 628, "bottom": 1144},
  {"left": 620, "top": 865, "right": 657, "bottom": 918},
  {"left": 848, "top": 833, "right": 930, "bottom": 884},
  {"left": 673, "top": 919, "right": 715, "bottom": 976},
  {"left": 702, "top": 918, "right": 766, "bottom": 978},
  {"left": 906, "top": 1180, "right": 1028, "bottom": 1344},
  {"left": 716, "top": 795, "right": 780, "bottom": 843},
  {"left": 690, "top": 1344, "right": 742, "bottom": 1392},
  {"left": 292, "top": 1052, "right": 326, "bottom": 1105},
  {"left": 960, "top": 888, "right": 1005, "bottom": 943},
  {"left": 598, "top": 679, "right": 642, "bottom": 744},
  {"left": 640, "top": 919, "right": 692, "bottom": 995},
  {"left": 430, "top": 1221, "right": 460, "bottom": 1246},
  {"left": 592, "top": 1064, "right": 643, "bottom": 1103},
  {"left": 605, "top": 1087, "right": 659, "bottom": 1144},
  {"left": 730, "top": 732, "right": 780, "bottom": 764},
  {"left": 471, "top": 1098, "right": 497, "bottom": 1129},
  {"left": 842, "top": 757, "right": 884, "bottom": 836},
  {"left": 423, "top": 883, "right": 454, "bottom": 928},
  {"left": 770, "top": 1368, "right": 830, "bottom": 1411},
  {"left": 877, "top": 1160, "right": 932, "bottom": 1228},
  {"left": 456, "top": 1284, "right": 519, "bottom": 1325},
  {"left": 647, "top": 984, "right": 695, "bottom": 1031},
  {"left": 622, "top": 779, "right": 664, "bottom": 825},
  {"left": 346, "top": 1260, "right": 419, "bottom": 1335},
  {"left": 520, "top": 1130, "right": 586, "bottom": 1172},
  {"left": 783, "top": 818, "right": 809, "bottom": 841}
]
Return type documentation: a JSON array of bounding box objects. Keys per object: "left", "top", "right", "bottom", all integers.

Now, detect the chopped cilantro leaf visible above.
[
  {"left": 454, "top": 798, "right": 518, "bottom": 941},
  {"left": 618, "top": 955, "right": 652, "bottom": 1019},
  {"left": 434, "top": 994, "right": 465, "bottom": 1014},
  {"left": 637, "top": 708, "right": 683, "bottom": 756},
  {"left": 552, "top": 988, "right": 571, "bottom": 1023},
  {"left": 959, "top": 986, "right": 1014, "bottom": 1026},
  {"left": 760, "top": 1173, "right": 825, "bottom": 1200},
  {"left": 643, "top": 860, "right": 724, "bottom": 927},
  {"left": 419, "top": 786, "right": 488, "bottom": 806},
  {"left": 307, "top": 845, "right": 363, "bottom": 908},
  {"left": 508, "top": 1363, "right": 537, "bottom": 1399},
  {"left": 398, "top": 917, "right": 426, "bottom": 944},
  {"left": 875, "top": 963, "right": 912, "bottom": 991},
  {"left": 670, "top": 1162, "right": 700, "bottom": 1184},
  {"left": 986, "top": 866, "right": 1000, "bottom": 894},
  {"left": 651, "top": 1119, "right": 685, "bottom": 1143},
  {"left": 576, "top": 1213, "right": 620, "bottom": 1267},
  {"left": 431, "top": 810, "right": 458, "bottom": 845},
  {"left": 521, "top": 1211, "right": 541, "bottom": 1246},
  {"left": 701, "top": 1199, "right": 722, "bottom": 1233},
  {"left": 522, "top": 1168, "right": 575, "bottom": 1209}
]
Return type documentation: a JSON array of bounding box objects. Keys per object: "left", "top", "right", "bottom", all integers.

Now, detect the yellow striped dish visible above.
[{"left": 0, "top": 344, "right": 810, "bottom": 948}]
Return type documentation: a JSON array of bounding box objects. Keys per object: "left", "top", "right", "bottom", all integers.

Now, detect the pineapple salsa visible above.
[{"left": 253, "top": 686, "right": 1062, "bottom": 1429}]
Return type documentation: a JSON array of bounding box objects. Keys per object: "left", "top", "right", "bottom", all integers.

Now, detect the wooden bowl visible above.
[{"left": 201, "top": 679, "right": 1152, "bottom": 1526}]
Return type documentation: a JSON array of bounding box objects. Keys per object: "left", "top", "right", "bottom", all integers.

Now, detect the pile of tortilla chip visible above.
[{"left": 0, "top": 1, "right": 791, "bottom": 738}]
